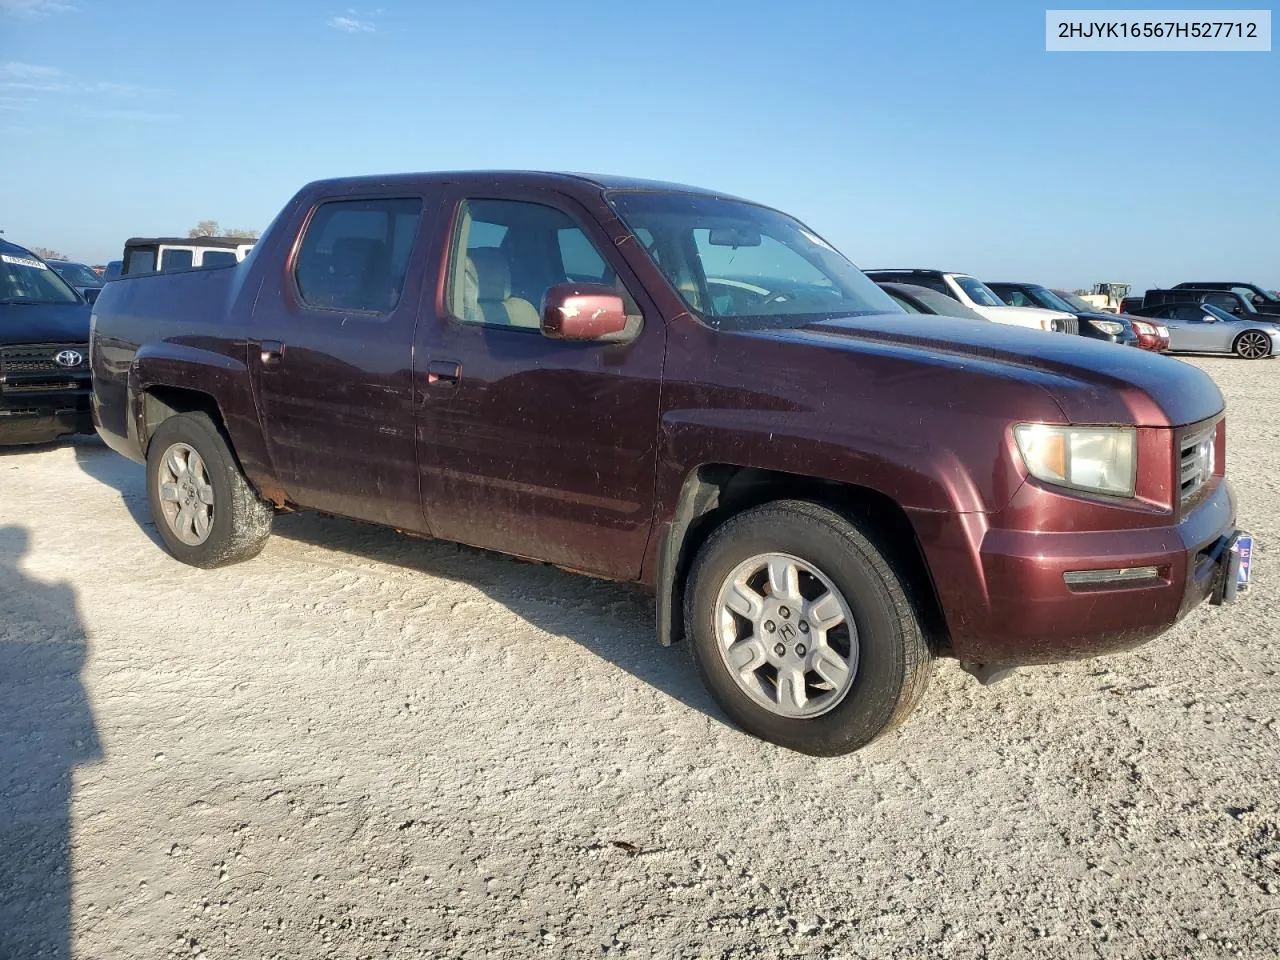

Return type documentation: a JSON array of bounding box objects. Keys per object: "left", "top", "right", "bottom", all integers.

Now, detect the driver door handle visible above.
[
  {"left": 257, "top": 340, "right": 284, "bottom": 368},
  {"left": 426, "top": 360, "right": 461, "bottom": 385}
]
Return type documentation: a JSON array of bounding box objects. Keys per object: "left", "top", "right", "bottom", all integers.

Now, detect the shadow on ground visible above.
[
  {"left": 71, "top": 438, "right": 726, "bottom": 727},
  {"left": 0, "top": 524, "right": 101, "bottom": 960}
]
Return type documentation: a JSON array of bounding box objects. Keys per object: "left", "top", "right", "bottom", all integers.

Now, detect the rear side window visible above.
[
  {"left": 294, "top": 197, "right": 422, "bottom": 313},
  {"left": 202, "top": 250, "right": 238, "bottom": 267},
  {"left": 161, "top": 249, "right": 194, "bottom": 271}
]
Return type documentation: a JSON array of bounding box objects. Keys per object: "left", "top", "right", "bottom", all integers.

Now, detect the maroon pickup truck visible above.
[{"left": 90, "top": 172, "right": 1246, "bottom": 755}]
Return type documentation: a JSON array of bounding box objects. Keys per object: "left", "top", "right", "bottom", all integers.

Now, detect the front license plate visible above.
[{"left": 1234, "top": 533, "right": 1253, "bottom": 590}]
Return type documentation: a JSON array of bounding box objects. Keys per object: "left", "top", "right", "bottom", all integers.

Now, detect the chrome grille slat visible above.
[{"left": 1179, "top": 426, "right": 1215, "bottom": 504}]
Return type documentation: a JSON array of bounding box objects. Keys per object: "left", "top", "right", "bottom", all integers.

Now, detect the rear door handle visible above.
[
  {"left": 258, "top": 340, "right": 284, "bottom": 368},
  {"left": 426, "top": 360, "right": 461, "bottom": 385}
]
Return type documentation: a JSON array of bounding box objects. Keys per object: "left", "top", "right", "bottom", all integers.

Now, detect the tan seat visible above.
[{"left": 465, "top": 248, "right": 540, "bottom": 328}]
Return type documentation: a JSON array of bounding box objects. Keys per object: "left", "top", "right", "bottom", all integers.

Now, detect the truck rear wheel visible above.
[
  {"left": 684, "top": 500, "right": 933, "bottom": 756},
  {"left": 146, "top": 412, "right": 273, "bottom": 568}
]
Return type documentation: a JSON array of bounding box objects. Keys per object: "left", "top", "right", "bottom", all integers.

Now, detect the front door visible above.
[
  {"left": 249, "top": 187, "right": 439, "bottom": 531},
  {"left": 413, "top": 189, "right": 666, "bottom": 581}
]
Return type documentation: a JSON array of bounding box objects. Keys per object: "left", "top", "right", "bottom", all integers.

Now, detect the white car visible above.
[{"left": 864, "top": 269, "right": 1074, "bottom": 332}]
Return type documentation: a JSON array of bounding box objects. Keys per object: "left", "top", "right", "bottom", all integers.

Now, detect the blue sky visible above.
[{"left": 1, "top": 0, "right": 1275, "bottom": 293}]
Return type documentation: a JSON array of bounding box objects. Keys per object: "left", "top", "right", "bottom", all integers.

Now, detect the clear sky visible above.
[{"left": 1, "top": 0, "right": 1276, "bottom": 293}]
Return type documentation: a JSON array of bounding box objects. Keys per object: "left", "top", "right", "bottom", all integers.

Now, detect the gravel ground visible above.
[{"left": 1, "top": 355, "right": 1277, "bottom": 960}]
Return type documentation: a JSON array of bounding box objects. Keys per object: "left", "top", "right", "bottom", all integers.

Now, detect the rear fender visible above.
[{"left": 130, "top": 342, "right": 285, "bottom": 505}]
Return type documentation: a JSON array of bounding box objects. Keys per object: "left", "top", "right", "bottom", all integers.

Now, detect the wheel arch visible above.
[
  {"left": 130, "top": 342, "right": 286, "bottom": 506},
  {"left": 653, "top": 464, "right": 950, "bottom": 655}
]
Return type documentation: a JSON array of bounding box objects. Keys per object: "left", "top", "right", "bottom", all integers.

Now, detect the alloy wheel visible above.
[
  {"left": 156, "top": 442, "right": 215, "bottom": 545},
  {"left": 713, "top": 552, "right": 858, "bottom": 718},
  {"left": 1237, "top": 331, "right": 1271, "bottom": 359}
]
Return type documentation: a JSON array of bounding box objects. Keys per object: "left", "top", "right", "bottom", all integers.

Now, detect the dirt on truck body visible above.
[{"left": 89, "top": 170, "right": 1247, "bottom": 754}]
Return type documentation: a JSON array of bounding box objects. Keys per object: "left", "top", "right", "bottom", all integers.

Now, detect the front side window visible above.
[
  {"left": 447, "top": 198, "right": 636, "bottom": 332},
  {"left": 952, "top": 276, "right": 1006, "bottom": 308},
  {"left": 609, "top": 191, "right": 898, "bottom": 331},
  {"left": 0, "top": 250, "right": 81, "bottom": 304},
  {"left": 294, "top": 197, "right": 422, "bottom": 313}
]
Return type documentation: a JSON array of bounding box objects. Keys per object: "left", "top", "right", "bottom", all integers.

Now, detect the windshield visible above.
[
  {"left": 1, "top": 250, "right": 81, "bottom": 304},
  {"left": 51, "top": 261, "right": 103, "bottom": 287},
  {"left": 1025, "top": 286, "right": 1077, "bottom": 313},
  {"left": 953, "top": 276, "right": 1006, "bottom": 307},
  {"left": 1201, "top": 304, "right": 1237, "bottom": 322},
  {"left": 915, "top": 289, "right": 983, "bottom": 319},
  {"left": 1061, "top": 293, "right": 1095, "bottom": 312},
  {"left": 607, "top": 192, "right": 900, "bottom": 330}
]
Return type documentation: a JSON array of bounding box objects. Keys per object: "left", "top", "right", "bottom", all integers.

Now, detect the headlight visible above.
[
  {"left": 1130, "top": 320, "right": 1154, "bottom": 335},
  {"left": 1014, "top": 424, "right": 1137, "bottom": 497},
  {"left": 1088, "top": 319, "right": 1124, "bottom": 336}
]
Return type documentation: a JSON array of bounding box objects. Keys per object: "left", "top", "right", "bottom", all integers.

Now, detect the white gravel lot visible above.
[{"left": 1, "top": 355, "right": 1278, "bottom": 960}]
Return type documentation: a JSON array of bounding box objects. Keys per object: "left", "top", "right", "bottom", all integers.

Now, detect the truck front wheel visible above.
[
  {"left": 146, "top": 412, "right": 273, "bottom": 568},
  {"left": 685, "top": 500, "right": 933, "bottom": 756}
]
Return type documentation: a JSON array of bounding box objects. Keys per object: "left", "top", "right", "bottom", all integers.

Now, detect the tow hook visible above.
[{"left": 960, "top": 661, "right": 1017, "bottom": 686}]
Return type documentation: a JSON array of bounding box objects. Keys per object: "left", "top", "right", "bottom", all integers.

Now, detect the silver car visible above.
[{"left": 1134, "top": 302, "right": 1280, "bottom": 359}]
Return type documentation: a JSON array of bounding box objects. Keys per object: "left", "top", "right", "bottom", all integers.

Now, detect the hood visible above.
[
  {"left": 974, "top": 304, "right": 1073, "bottom": 329},
  {"left": 0, "top": 300, "right": 92, "bottom": 346},
  {"left": 760, "top": 313, "right": 1223, "bottom": 427}
]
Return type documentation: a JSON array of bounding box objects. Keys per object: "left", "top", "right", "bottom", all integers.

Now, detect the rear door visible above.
[
  {"left": 248, "top": 184, "right": 440, "bottom": 531},
  {"left": 412, "top": 186, "right": 666, "bottom": 581}
]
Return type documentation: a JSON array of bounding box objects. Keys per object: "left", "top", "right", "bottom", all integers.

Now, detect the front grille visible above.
[
  {"left": 0, "top": 343, "right": 89, "bottom": 374},
  {"left": 1180, "top": 426, "right": 1216, "bottom": 504}
]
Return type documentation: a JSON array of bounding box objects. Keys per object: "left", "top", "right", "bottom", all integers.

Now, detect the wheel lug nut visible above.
[
  {"left": 798, "top": 621, "right": 810, "bottom": 634},
  {"left": 779, "top": 606, "right": 790, "bottom": 619},
  {"left": 796, "top": 643, "right": 807, "bottom": 656},
  {"left": 764, "top": 620, "right": 776, "bottom": 633},
  {"left": 773, "top": 643, "right": 786, "bottom": 657}
]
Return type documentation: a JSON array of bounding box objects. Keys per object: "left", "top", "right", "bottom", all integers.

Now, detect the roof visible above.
[
  {"left": 125, "top": 236, "right": 255, "bottom": 249},
  {"left": 864, "top": 268, "right": 953, "bottom": 276},
  {"left": 0, "top": 237, "right": 37, "bottom": 257},
  {"left": 298, "top": 170, "right": 748, "bottom": 202}
]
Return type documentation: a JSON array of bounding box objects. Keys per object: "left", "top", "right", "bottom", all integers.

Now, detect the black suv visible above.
[
  {"left": 1143, "top": 288, "right": 1262, "bottom": 318},
  {"left": 0, "top": 239, "right": 93, "bottom": 444},
  {"left": 987, "top": 281, "right": 1139, "bottom": 347},
  {"left": 1172, "top": 282, "right": 1280, "bottom": 317}
]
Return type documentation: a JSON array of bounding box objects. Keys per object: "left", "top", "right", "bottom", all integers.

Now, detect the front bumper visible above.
[
  {"left": 919, "top": 478, "right": 1238, "bottom": 666},
  {"left": 0, "top": 399, "right": 94, "bottom": 446}
]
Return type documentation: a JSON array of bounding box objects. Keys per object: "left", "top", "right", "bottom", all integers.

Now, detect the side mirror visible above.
[
  {"left": 82, "top": 288, "right": 100, "bottom": 305},
  {"left": 541, "top": 283, "right": 628, "bottom": 341}
]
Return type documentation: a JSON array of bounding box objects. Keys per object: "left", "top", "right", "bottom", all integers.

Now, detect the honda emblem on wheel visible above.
[{"left": 53, "top": 349, "right": 83, "bottom": 368}]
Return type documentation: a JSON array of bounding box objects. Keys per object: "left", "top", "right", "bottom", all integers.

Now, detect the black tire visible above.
[
  {"left": 1233, "top": 330, "right": 1272, "bottom": 360},
  {"left": 146, "top": 412, "right": 273, "bottom": 568},
  {"left": 684, "top": 500, "right": 933, "bottom": 756}
]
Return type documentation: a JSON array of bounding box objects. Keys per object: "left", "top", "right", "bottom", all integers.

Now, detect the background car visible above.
[
  {"left": 1054, "top": 291, "right": 1170, "bottom": 352},
  {"left": 1129, "top": 301, "right": 1280, "bottom": 359},
  {"left": 863, "top": 269, "right": 1075, "bottom": 332},
  {"left": 1143, "top": 287, "right": 1261, "bottom": 319},
  {"left": 0, "top": 238, "right": 93, "bottom": 444},
  {"left": 1173, "top": 282, "right": 1280, "bottom": 317},
  {"left": 875, "top": 282, "right": 988, "bottom": 320},
  {"left": 988, "top": 281, "right": 1139, "bottom": 348},
  {"left": 46, "top": 259, "right": 105, "bottom": 304},
  {"left": 121, "top": 236, "right": 255, "bottom": 275}
]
